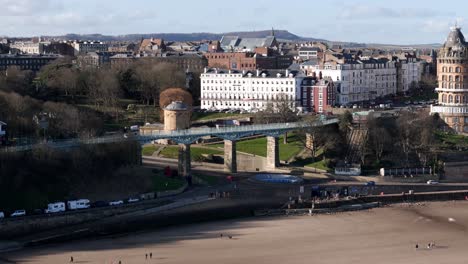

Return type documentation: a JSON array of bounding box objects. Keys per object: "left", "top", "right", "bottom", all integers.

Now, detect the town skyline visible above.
[{"left": 1, "top": 0, "right": 467, "bottom": 44}]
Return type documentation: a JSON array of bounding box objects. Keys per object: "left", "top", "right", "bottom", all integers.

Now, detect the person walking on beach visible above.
[
  {"left": 146, "top": 253, "right": 148, "bottom": 259},
  {"left": 70, "top": 256, "right": 74, "bottom": 263},
  {"left": 150, "top": 252, "right": 153, "bottom": 259},
  {"left": 415, "top": 244, "right": 419, "bottom": 250}
]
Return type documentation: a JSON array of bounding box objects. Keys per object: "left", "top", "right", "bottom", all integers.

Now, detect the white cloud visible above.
[
  {"left": 337, "top": 5, "right": 452, "bottom": 20},
  {"left": 0, "top": 0, "right": 59, "bottom": 16}
]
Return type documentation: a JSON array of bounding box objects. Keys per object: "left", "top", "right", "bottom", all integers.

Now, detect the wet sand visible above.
[{"left": 3, "top": 201, "right": 468, "bottom": 264}]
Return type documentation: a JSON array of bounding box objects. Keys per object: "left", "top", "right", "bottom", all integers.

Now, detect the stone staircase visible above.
[{"left": 345, "top": 127, "right": 368, "bottom": 165}]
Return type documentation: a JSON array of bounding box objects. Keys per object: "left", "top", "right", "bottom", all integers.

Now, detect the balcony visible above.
[
  {"left": 431, "top": 105, "right": 468, "bottom": 114},
  {"left": 435, "top": 88, "right": 468, "bottom": 92}
]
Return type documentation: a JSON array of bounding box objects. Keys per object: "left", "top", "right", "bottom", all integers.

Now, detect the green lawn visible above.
[
  {"left": 436, "top": 132, "right": 468, "bottom": 147},
  {"left": 152, "top": 174, "right": 186, "bottom": 192},
  {"left": 192, "top": 112, "right": 248, "bottom": 121},
  {"left": 207, "top": 134, "right": 303, "bottom": 161},
  {"left": 194, "top": 174, "right": 219, "bottom": 185},
  {"left": 142, "top": 145, "right": 158, "bottom": 156},
  {"left": 159, "top": 146, "right": 223, "bottom": 161},
  {"left": 305, "top": 159, "right": 331, "bottom": 171}
]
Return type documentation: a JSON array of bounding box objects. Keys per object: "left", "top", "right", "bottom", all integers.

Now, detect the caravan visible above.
[
  {"left": 67, "top": 199, "right": 90, "bottom": 210},
  {"left": 45, "top": 202, "right": 66, "bottom": 214}
]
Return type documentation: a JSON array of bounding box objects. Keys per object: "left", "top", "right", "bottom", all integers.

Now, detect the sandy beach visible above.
[{"left": 3, "top": 201, "right": 468, "bottom": 264}]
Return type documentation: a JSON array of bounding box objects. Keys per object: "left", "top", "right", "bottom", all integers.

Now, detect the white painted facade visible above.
[
  {"left": 72, "top": 41, "right": 109, "bottom": 55},
  {"left": 401, "top": 60, "right": 424, "bottom": 92},
  {"left": 200, "top": 69, "right": 304, "bottom": 112},
  {"left": 301, "top": 60, "right": 397, "bottom": 105},
  {"left": 10, "top": 42, "right": 44, "bottom": 54}
]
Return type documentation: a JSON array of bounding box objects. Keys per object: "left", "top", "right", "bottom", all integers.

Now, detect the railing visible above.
[
  {"left": 1, "top": 119, "right": 339, "bottom": 152},
  {"left": 145, "top": 119, "right": 338, "bottom": 138},
  {"left": 431, "top": 105, "right": 468, "bottom": 114}
]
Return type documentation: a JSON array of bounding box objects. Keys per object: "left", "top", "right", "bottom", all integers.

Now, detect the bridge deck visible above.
[{"left": 1, "top": 119, "right": 338, "bottom": 152}]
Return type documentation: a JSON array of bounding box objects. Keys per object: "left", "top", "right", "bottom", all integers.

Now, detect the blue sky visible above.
[{"left": 0, "top": 0, "right": 465, "bottom": 44}]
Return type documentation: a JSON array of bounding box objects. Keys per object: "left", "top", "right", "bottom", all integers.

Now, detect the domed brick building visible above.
[{"left": 431, "top": 26, "right": 468, "bottom": 134}]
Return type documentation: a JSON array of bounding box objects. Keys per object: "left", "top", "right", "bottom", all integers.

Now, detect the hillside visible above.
[{"left": 45, "top": 30, "right": 323, "bottom": 42}]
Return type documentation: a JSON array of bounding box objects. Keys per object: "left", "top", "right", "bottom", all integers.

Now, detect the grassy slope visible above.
[
  {"left": 152, "top": 174, "right": 186, "bottom": 192},
  {"left": 142, "top": 145, "right": 158, "bottom": 156},
  {"left": 192, "top": 112, "right": 247, "bottom": 121},
  {"left": 159, "top": 146, "right": 223, "bottom": 161},
  {"left": 208, "top": 134, "right": 303, "bottom": 161}
]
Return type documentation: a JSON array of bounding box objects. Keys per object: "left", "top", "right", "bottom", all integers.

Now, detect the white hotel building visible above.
[
  {"left": 200, "top": 68, "right": 305, "bottom": 111},
  {"left": 301, "top": 59, "right": 398, "bottom": 105}
]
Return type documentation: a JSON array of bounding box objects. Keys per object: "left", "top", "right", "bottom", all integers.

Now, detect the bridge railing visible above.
[
  {"left": 144, "top": 118, "right": 338, "bottom": 138},
  {"left": 1, "top": 118, "right": 339, "bottom": 152}
]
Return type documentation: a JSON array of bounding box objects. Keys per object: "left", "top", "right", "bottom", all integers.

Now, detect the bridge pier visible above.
[
  {"left": 266, "top": 136, "right": 279, "bottom": 170},
  {"left": 224, "top": 139, "right": 237, "bottom": 173},
  {"left": 178, "top": 143, "right": 191, "bottom": 177}
]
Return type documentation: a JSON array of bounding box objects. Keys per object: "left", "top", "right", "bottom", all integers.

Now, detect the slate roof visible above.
[
  {"left": 220, "top": 36, "right": 276, "bottom": 52},
  {"left": 165, "top": 101, "right": 188, "bottom": 111}
]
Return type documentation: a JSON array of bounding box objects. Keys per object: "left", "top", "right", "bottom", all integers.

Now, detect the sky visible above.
[{"left": 0, "top": 0, "right": 466, "bottom": 44}]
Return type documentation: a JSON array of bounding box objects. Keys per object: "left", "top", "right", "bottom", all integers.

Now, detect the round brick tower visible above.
[{"left": 431, "top": 26, "right": 468, "bottom": 134}]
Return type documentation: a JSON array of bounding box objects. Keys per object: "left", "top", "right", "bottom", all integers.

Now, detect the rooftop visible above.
[{"left": 164, "top": 101, "right": 188, "bottom": 111}]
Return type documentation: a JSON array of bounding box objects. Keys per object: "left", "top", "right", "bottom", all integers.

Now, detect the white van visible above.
[
  {"left": 45, "top": 202, "right": 66, "bottom": 214},
  {"left": 67, "top": 199, "right": 90, "bottom": 210},
  {"left": 0, "top": 212, "right": 4, "bottom": 219},
  {"left": 11, "top": 210, "right": 26, "bottom": 217}
]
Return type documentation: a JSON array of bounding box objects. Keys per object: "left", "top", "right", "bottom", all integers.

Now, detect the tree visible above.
[
  {"left": 298, "top": 116, "right": 344, "bottom": 162},
  {"left": 254, "top": 94, "right": 300, "bottom": 143},
  {"left": 159, "top": 87, "right": 193, "bottom": 109},
  {"left": 133, "top": 60, "right": 186, "bottom": 106},
  {"left": 367, "top": 117, "right": 392, "bottom": 163}
]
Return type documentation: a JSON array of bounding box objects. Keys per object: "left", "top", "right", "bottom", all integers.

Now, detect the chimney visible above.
[
  {"left": 256, "top": 69, "right": 260, "bottom": 77},
  {"left": 204, "top": 67, "right": 208, "bottom": 73},
  {"left": 285, "top": 69, "right": 289, "bottom": 76}
]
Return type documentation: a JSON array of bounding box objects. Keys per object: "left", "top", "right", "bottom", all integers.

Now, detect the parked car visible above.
[
  {"left": 427, "top": 180, "right": 439, "bottom": 185},
  {"left": 11, "top": 210, "right": 26, "bottom": 217},
  {"left": 127, "top": 197, "right": 140, "bottom": 203},
  {"left": 32, "top": 209, "right": 44, "bottom": 215},
  {"left": 365, "top": 181, "right": 376, "bottom": 186},
  {"left": 45, "top": 202, "right": 66, "bottom": 214},
  {"left": 0, "top": 212, "right": 4, "bottom": 219},
  {"left": 92, "top": 201, "right": 108, "bottom": 208},
  {"left": 67, "top": 199, "right": 90, "bottom": 210},
  {"left": 109, "top": 200, "right": 124, "bottom": 206}
]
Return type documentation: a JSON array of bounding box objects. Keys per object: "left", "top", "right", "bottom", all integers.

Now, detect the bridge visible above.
[{"left": 2, "top": 118, "right": 339, "bottom": 175}]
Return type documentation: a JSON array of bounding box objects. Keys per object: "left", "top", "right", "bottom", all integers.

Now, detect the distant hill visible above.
[
  {"left": 37, "top": 30, "right": 441, "bottom": 49},
  {"left": 46, "top": 30, "right": 325, "bottom": 42}
]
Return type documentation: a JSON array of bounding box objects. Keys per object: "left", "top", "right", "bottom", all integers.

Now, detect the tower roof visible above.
[
  {"left": 164, "top": 101, "right": 188, "bottom": 111},
  {"left": 444, "top": 26, "right": 466, "bottom": 48}
]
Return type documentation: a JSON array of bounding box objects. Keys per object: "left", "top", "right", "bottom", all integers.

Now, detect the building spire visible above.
[{"left": 271, "top": 27, "right": 275, "bottom": 37}]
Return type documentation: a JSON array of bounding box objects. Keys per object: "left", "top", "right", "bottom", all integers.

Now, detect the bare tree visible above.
[{"left": 254, "top": 93, "right": 299, "bottom": 143}]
